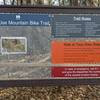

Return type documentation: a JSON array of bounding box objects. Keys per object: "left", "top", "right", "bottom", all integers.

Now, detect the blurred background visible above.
[{"left": 0, "top": 0, "right": 100, "bottom": 7}]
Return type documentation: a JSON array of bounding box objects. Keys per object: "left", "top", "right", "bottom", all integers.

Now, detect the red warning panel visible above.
[
  {"left": 51, "top": 41, "right": 100, "bottom": 64},
  {"left": 51, "top": 67, "right": 100, "bottom": 78}
]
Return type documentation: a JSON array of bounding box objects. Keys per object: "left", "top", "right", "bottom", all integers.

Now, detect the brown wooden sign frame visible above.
[{"left": 0, "top": 6, "right": 100, "bottom": 14}]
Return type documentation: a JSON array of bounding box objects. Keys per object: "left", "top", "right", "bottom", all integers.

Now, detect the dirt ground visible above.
[{"left": 0, "top": 85, "right": 99, "bottom": 100}]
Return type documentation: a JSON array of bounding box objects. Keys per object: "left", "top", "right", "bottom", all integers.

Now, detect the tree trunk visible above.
[{"left": 3, "top": 0, "right": 6, "bottom": 5}]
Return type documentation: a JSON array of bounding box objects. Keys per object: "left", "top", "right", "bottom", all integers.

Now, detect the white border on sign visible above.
[{"left": 1, "top": 37, "right": 27, "bottom": 55}]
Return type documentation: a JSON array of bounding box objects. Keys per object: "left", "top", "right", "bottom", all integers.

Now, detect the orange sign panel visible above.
[{"left": 52, "top": 41, "right": 100, "bottom": 64}]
